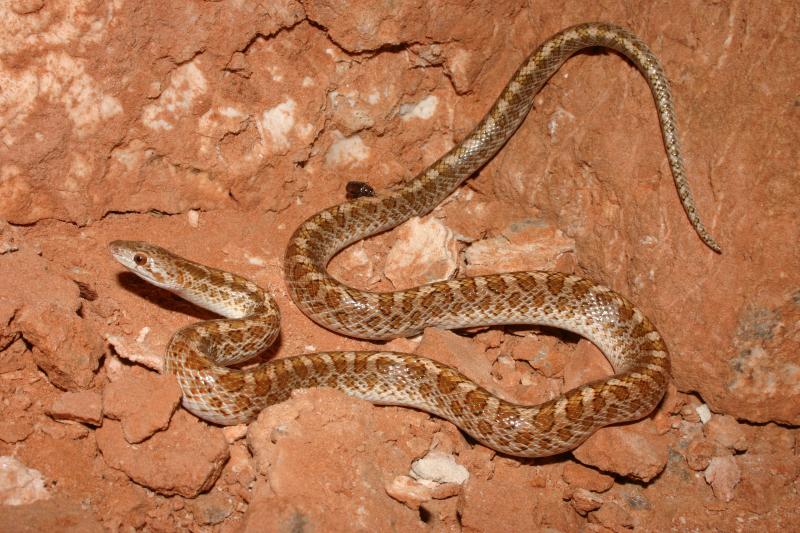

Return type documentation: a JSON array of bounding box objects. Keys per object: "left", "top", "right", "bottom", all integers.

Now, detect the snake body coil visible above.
[{"left": 111, "top": 23, "right": 719, "bottom": 457}]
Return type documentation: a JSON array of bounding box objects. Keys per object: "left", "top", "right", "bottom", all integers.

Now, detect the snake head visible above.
[{"left": 108, "top": 240, "right": 180, "bottom": 290}]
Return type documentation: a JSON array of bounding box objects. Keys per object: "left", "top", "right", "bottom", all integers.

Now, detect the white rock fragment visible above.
[
  {"left": 325, "top": 132, "right": 369, "bottom": 167},
  {"left": 0, "top": 456, "right": 50, "bottom": 505},
  {"left": 260, "top": 98, "right": 296, "bottom": 151},
  {"left": 399, "top": 95, "right": 438, "bottom": 121},
  {"left": 695, "top": 404, "right": 712, "bottom": 424},
  {"left": 385, "top": 475, "right": 436, "bottom": 509},
  {"left": 385, "top": 217, "right": 457, "bottom": 287},
  {"left": 187, "top": 209, "right": 200, "bottom": 228},
  {"left": 704, "top": 455, "right": 740, "bottom": 502},
  {"left": 410, "top": 451, "right": 469, "bottom": 485}
]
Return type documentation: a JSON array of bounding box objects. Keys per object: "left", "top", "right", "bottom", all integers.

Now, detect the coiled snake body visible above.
[{"left": 111, "top": 23, "right": 719, "bottom": 457}]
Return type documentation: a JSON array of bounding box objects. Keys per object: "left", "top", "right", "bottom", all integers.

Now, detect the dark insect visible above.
[{"left": 345, "top": 181, "right": 376, "bottom": 200}]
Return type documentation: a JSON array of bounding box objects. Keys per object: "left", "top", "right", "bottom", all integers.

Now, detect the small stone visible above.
[
  {"left": 0, "top": 417, "right": 34, "bottom": 444},
  {"left": 385, "top": 475, "right": 435, "bottom": 509},
  {"left": 704, "top": 455, "right": 740, "bottom": 502},
  {"left": 695, "top": 404, "right": 712, "bottom": 424},
  {"left": 188, "top": 490, "right": 236, "bottom": 525},
  {"left": 47, "top": 390, "right": 103, "bottom": 426},
  {"left": 590, "top": 501, "right": 635, "bottom": 530},
  {"left": 410, "top": 451, "right": 469, "bottom": 484},
  {"left": 684, "top": 437, "right": 723, "bottom": 471},
  {"left": 384, "top": 217, "right": 458, "bottom": 287},
  {"left": 704, "top": 414, "right": 749, "bottom": 451},
  {"left": 572, "top": 419, "right": 668, "bottom": 482},
  {"left": 0, "top": 338, "right": 28, "bottom": 374},
  {"left": 103, "top": 365, "right": 182, "bottom": 443},
  {"left": 223, "top": 424, "right": 249, "bottom": 443},
  {"left": 96, "top": 410, "right": 229, "bottom": 497},
  {"left": 187, "top": 209, "right": 200, "bottom": 228},
  {"left": 223, "top": 444, "right": 256, "bottom": 490},
  {"left": 569, "top": 488, "right": 603, "bottom": 515},
  {"left": 10, "top": 0, "right": 45, "bottom": 15},
  {"left": 562, "top": 462, "right": 614, "bottom": 493}
]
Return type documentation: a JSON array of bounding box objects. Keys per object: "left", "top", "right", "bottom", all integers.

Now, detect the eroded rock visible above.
[{"left": 96, "top": 411, "right": 228, "bottom": 497}]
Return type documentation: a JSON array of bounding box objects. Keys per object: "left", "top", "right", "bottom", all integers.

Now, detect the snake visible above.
[{"left": 110, "top": 22, "right": 719, "bottom": 457}]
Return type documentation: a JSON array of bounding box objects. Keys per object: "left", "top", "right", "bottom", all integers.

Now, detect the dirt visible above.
[{"left": 1, "top": 1, "right": 798, "bottom": 531}]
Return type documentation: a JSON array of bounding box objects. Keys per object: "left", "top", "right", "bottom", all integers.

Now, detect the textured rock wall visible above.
[{"left": 1, "top": 0, "right": 798, "bottom": 530}]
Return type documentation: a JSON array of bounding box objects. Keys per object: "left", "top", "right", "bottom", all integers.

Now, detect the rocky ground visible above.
[{"left": 1, "top": 1, "right": 798, "bottom": 531}]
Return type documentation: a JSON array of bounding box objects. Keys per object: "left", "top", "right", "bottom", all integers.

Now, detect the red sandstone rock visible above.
[
  {"left": 384, "top": 216, "right": 458, "bottom": 287},
  {"left": 0, "top": 498, "right": 103, "bottom": 533},
  {"left": 572, "top": 419, "right": 669, "bottom": 482},
  {"left": 0, "top": 417, "right": 34, "bottom": 445},
  {"left": 0, "top": 338, "right": 28, "bottom": 375},
  {"left": 0, "top": 249, "right": 103, "bottom": 390},
  {"left": 102, "top": 366, "right": 182, "bottom": 443},
  {"left": 562, "top": 462, "right": 615, "bottom": 493},
  {"left": 244, "top": 388, "right": 430, "bottom": 530},
  {"left": 385, "top": 475, "right": 437, "bottom": 509},
  {"left": 47, "top": 390, "right": 103, "bottom": 427},
  {"left": 704, "top": 414, "right": 749, "bottom": 452},
  {"left": 464, "top": 220, "right": 574, "bottom": 276},
  {"left": 569, "top": 488, "right": 604, "bottom": 515},
  {"left": 704, "top": 455, "right": 740, "bottom": 503},
  {"left": 459, "top": 459, "right": 581, "bottom": 531},
  {"left": 510, "top": 334, "right": 567, "bottom": 376},
  {"left": 96, "top": 411, "right": 229, "bottom": 498},
  {"left": 590, "top": 500, "right": 636, "bottom": 531},
  {"left": 186, "top": 489, "right": 237, "bottom": 526},
  {"left": 415, "top": 328, "right": 497, "bottom": 392},
  {"left": 684, "top": 437, "right": 725, "bottom": 471}
]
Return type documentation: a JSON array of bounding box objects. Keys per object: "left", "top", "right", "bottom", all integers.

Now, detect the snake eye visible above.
[{"left": 133, "top": 253, "right": 147, "bottom": 266}]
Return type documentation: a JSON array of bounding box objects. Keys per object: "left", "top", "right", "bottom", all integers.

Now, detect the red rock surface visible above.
[{"left": 1, "top": 1, "right": 798, "bottom": 530}]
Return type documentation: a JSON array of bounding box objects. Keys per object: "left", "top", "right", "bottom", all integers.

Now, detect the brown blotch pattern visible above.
[
  {"left": 353, "top": 354, "right": 368, "bottom": 374},
  {"left": 631, "top": 318, "right": 655, "bottom": 339},
  {"left": 217, "top": 372, "right": 245, "bottom": 392},
  {"left": 564, "top": 395, "right": 584, "bottom": 422},
  {"left": 436, "top": 371, "right": 459, "bottom": 394},
  {"left": 534, "top": 406, "right": 556, "bottom": 432},
  {"left": 449, "top": 400, "right": 464, "bottom": 416},
  {"left": 486, "top": 276, "right": 508, "bottom": 294},
  {"left": 514, "top": 431, "right": 535, "bottom": 446},
  {"left": 311, "top": 357, "right": 329, "bottom": 376},
  {"left": 546, "top": 273, "right": 565, "bottom": 295},
  {"left": 571, "top": 278, "right": 595, "bottom": 299},
  {"left": 465, "top": 389, "right": 489, "bottom": 415},
  {"left": 253, "top": 371, "right": 272, "bottom": 396},
  {"left": 291, "top": 357, "right": 309, "bottom": 380},
  {"left": 591, "top": 392, "right": 606, "bottom": 414},
  {"left": 334, "top": 356, "right": 348, "bottom": 374},
  {"left": 180, "top": 351, "right": 212, "bottom": 371},
  {"left": 617, "top": 301, "right": 634, "bottom": 322},
  {"left": 608, "top": 385, "right": 630, "bottom": 401},
  {"left": 234, "top": 394, "right": 252, "bottom": 412}
]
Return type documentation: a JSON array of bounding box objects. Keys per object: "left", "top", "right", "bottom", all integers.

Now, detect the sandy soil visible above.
[{"left": 1, "top": 1, "right": 798, "bottom": 531}]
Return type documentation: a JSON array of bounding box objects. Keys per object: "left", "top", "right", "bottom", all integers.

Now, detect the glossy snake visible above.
[{"left": 111, "top": 22, "right": 718, "bottom": 457}]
